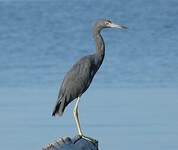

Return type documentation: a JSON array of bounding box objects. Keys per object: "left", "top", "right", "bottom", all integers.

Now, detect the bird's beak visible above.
[{"left": 109, "top": 23, "right": 128, "bottom": 29}]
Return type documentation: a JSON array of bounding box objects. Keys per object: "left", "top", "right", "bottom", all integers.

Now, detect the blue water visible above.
[
  {"left": 0, "top": 0, "right": 178, "bottom": 150},
  {"left": 0, "top": 0, "right": 178, "bottom": 88}
]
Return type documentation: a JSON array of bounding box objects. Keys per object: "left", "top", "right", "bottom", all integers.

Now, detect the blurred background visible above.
[{"left": 0, "top": 0, "right": 178, "bottom": 150}]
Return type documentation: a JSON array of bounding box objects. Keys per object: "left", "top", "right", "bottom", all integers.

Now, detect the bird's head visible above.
[{"left": 94, "top": 19, "right": 128, "bottom": 31}]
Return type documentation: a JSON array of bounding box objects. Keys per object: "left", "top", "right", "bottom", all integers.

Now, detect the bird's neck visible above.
[{"left": 93, "top": 29, "right": 105, "bottom": 62}]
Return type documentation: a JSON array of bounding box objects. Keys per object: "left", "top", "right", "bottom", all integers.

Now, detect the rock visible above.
[{"left": 42, "top": 135, "right": 98, "bottom": 150}]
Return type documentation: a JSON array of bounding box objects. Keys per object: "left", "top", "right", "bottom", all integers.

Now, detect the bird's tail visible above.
[{"left": 52, "top": 97, "right": 66, "bottom": 117}]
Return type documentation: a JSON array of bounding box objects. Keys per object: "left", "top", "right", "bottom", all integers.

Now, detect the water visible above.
[
  {"left": 1, "top": 88, "right": 178, "bottom": 150},
  {"left": 0, "top": 0, "right": 178, "bottom": 150},
  {"left": 0, "top": 0, "right": 178, "bottom": 88}
]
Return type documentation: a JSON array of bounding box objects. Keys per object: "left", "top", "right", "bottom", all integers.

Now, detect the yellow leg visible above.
[
  {"left": 73, "top": 97, "right": 83, "bottom": 135},
  {"left": 73, "top": 97, "right": 97, "bottom": 145}
]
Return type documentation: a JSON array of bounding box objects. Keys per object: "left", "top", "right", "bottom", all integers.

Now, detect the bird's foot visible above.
[{"left": 79, "top": 134, "right": 98, "bottom": 145}]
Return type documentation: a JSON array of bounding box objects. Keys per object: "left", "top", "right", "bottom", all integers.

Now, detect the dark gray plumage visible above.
[
  {"left": 52, "top": 54, "right": 98, "bottom": 116},
  {"left": 52, "top": 19, "right": 127, "bottom": 138}
]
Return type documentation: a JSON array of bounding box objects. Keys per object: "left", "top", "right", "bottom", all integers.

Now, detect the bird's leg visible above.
[
  {"left": 73, "top": 97, "right": 97, "bottom": 145},
  {"left": 73, "top": 97, "right": 83, "bottom": 135}
]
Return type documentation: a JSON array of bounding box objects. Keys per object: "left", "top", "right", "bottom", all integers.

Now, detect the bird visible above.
[{"left": 52, "top": 19, "right": 127, "bottom": 141}]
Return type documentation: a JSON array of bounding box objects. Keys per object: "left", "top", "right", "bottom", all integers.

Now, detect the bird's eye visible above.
[
  {"left": 105, "top": 20, "right": 112, "bottom": 25},
  {"left": 105, "top": 22, "right": 110, "bottom": 25}
]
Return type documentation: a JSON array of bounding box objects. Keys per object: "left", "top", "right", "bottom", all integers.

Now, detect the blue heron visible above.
[{"left": 52, "top": 19, "right": 127, "bottom": 140}]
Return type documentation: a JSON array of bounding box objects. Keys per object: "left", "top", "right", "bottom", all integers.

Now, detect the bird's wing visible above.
[
  {"left": 53, "top": 57, "right": 93, "bottom": 116},
  {"left": 59, "top": 56, "right": 94, "bottom": 102}
]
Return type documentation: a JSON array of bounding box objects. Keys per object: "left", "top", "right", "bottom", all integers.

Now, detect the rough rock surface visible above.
[{"left": 42, "top": 135, "right": 98, "bottom": 150}]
